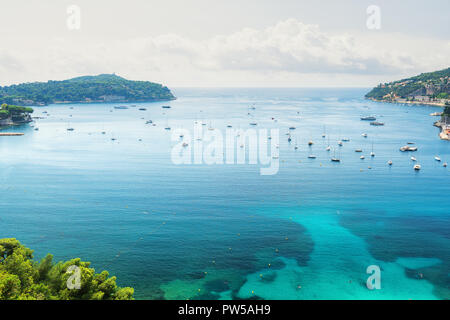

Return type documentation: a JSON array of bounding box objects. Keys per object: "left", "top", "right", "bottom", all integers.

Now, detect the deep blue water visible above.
[{"left": 1, "top": 88, "right": 449, "bottom": 299}]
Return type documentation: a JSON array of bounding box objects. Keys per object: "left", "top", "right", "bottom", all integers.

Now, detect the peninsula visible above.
[
  {"left": 0, "top": 103, "right": 33, "bottom": 128},
  {"left": 365, "top": 67, "right": 450, "bottom": 107},
  {"left": 0, "top": 74, "right": 175, "bottom": 106},
  {"left": 434, "top": 106, "right": 450, "bottom": 141}
]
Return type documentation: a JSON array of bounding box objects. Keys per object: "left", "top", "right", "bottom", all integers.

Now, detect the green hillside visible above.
[
  {"left": 0, "top": 74, "right": 175, "bottom": 106},
  {"left": 365, "top": 67, "right": 450, "bottom": 103}
]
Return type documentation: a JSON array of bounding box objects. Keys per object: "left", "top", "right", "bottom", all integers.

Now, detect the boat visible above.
[
  {"left": 342, "top": 138, "right": 350, "bottom": 142},
  {"left": 67, "top": 128, "right": 74, "bottom": 131},
  {"left": 114, "top": 106, "right": 128, "bottom": 109},
  {"left": 443, "top": 163, "right": 447, "bottom": 167},
  {"left": 414, "top": 164, "right": 421, "bottom": 171},
  {"left": 361, "top": 116, "right": 376, "bottom": 121},
  {"left": 370, "top": 121, "right": 385, "bottom": 126},
  {"left": 288, "top": 134, "right": 292, "bottom": 142},
  {"left": 388, "top": 160, "right": 393, "bottom": 165},
  {"left": 326, "top": 146, "right": 331, "bottom": 151},
  {"left": 338, "top": 140, "right": 343, "bottom": 146},
  {"left": 362, "top": 133, "right": 368, "bottom": 138},
  {"left": 400, "top": 145, "right": 418, "bottom": 152},
  {"left": 162, "top": 105, "right": 171, "bottom": 109},
  {"left": 227, "top": 125, "right": 232, "bottom": 128},
  {"left": 34, "top": 128, "right": 39, "bottom": 131},
  {"left": 289, "top": 127, "right": 296, "bottom": 130},
  {"left": 434, "top": 156, "right": 441, "bottom": 161},
  {"left": 331, "top": 147, "right": 340, "bottom": 162},
  {"left": 146, "top": 120, "right": 153, "bottom": 124},
  {"left": 355, "top": 149, "right": 363, "bottom": 152},
  {"left": 370, "top": 142, "right": 375, "bottom": 157},
  {"left": 360, "top": 155, "right": 365, "bottom": 159},
  {"left": 308, "top": 140, "right": 313, "bottom": 146},
  {"left": 165, "top": 127, "right": 171, "bottom": 130},
  {"left": 411, "top": 157, "right": 417, "bottom": 161},
  {"left": 182, "top": 142, "right": 189, "bottom": 147},
  {"left": 249, "top": 122, "right": 258, "bottom": 126},
  {"left": 138, "top": 108, "right": 147, "bottom": 111},
  {"left": 407, "top": 142, "right": 415, "bottom": 145},
  {"left": 308, "top": 155, "right": 316, "bottom": 159}
]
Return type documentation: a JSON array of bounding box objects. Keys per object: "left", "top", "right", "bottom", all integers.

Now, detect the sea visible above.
[{"left": 1, "top": 88, "right": 449, "bottom": 299}]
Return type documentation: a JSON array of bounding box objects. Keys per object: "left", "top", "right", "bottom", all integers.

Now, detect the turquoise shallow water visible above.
[{"left": 0, "top": 88, "right": 449, "bottom": 299}]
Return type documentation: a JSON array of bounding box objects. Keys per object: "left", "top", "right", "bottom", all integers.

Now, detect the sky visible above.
[{"left": 0, "top": 0, "right": 449, "bottom": 87}]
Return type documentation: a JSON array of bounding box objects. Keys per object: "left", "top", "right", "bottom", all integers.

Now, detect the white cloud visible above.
[{"left": 1, "top": 18, "right": 449, "bottom": 86}]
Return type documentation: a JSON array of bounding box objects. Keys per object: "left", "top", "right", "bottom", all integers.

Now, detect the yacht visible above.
[
  {"left": 326, "top": 146, "right": 331, "bottom": 151},
  {"left": 360, "top": 155, "right": 365, "bottom": 159},
  {"left": 308, "top": 155, "right": 317, "bottom": 159},
  {"left": 411, "top": 157, "right": 417, "bottom": 161},
  {"left": 443, "top": 163, "right": 447, "bottom": 167},
  {"left": 400, "top": 145, "right": 418, "bottom": 152},
  {"left": 414, "top": 164, "right": 421, "bottom": 171},
  {"left": 434, "top": 156, "right": 441, "bottom": 161},
  {"left": 308, "top": 140, "right": 314, "bottom": 146},
  {"left": 361, "top": 116, "right": 376, "bottom": 121}
]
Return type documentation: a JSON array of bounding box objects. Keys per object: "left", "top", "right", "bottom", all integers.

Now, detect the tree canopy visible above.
[
  {"left": 0, "top": 238, "right": 134, "bottom": 300},
  {"left": 0, "top": 74, "right": 175, "bottom": 105},
  {"left": 0, "top": 104, "right": 33, "bottom": 120}
]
